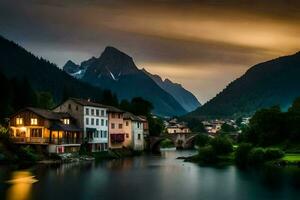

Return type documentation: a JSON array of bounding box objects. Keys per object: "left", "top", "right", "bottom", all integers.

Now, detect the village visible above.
[{"left": 8, "top": 97, "right": 246, "bottom": 156}]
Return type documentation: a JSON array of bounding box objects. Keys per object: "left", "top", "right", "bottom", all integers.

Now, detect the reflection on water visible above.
[
  {"left": 0, "top": 150, "right": 300, "bottom": 200},
  {"left": 6, "top": 171, "right": 38, "bottom": 200}
]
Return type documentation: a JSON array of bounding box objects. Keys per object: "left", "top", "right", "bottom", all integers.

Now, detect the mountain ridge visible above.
[{"left": 187, "top": 51, "right": 300, "bottom": 118}]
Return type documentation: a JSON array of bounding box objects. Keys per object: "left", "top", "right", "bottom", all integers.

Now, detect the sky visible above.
[{"left": 1, "top": 0, "right": 300, "bottom": 103}]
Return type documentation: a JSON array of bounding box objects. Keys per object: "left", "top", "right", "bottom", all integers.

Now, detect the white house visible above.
[
  {"left": 53, "top": 98, "right": 109, "bottom": 152},
  {"left": 123, "top": 112, "right": 145, "bottom": 150}
]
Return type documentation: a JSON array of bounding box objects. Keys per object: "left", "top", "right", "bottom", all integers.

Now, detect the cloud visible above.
[{"left": 0, "top": 0, "right": 300, "bottom": 102}]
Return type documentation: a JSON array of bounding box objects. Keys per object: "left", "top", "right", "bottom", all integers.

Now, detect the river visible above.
[{"left": 0, "top": 149, "right": 300, "bottom": 200}]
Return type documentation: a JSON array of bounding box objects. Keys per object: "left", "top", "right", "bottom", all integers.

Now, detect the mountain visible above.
[
  {"left": 0, "top": 35, "right": 106, "bottom": 103},
  {"left": 63, "top": 46, "right": 188, "bottom": 116},
  {"left": 188, "top": 51, "right": 300, "bottom": 118},
  {"left": 142, "top": 69, "right": 201, "bottom": 112}
]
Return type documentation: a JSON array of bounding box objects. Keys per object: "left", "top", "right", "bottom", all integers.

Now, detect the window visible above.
[
  {"left": 119, "top": 124, "right": 123, "bottom": 129},
  {"left": 91, "top": 118, "right": 94, "bottom": 125},
  {"left": 126, "top": 133, "right": 129, "bottom": 138},
  {"left": 126, "top": 121, "right": 129, "bottom": 126},
  {"left": 31, "top": 118, "right": 38, "bottom": 125},
  {"left": 101, "top": 119, "right": 104, "bottom": 126},
  {"left": 106, "top": 120, "right": 108, "bottom": 126},
  {"left": 63, "top": 118, "right": 70, "bottom": 125},
  {"left": 68, "top": 104, "right": 72, "bottom": 110},
  {"left": 96, "top": 109, "right": 99, "bottom": 116},
  {"left": 76, "top": 106, "right": 78, "bottom": 111},
  {"left": 137, "top": 123, "right": 140, "bottom": 128},
  {"left": 101, "top": 110, "right": 104, "bottom": 116},
  {"left": 86, "top": 118, "right": 89, "bottom": 125},
  {"left": 85, "top": 108, "right": 89, "bottom": 115},
  {"left": 30, "top": 128, "right": 42, "bottom": 137},
  {"left": 118, "top": 114, "right": 121, "bottom": 118},
  {"left": 104, "top": 131, "right": 107, "bottom": 138},
  {"left": 111, "top": 123, "right": 115, "bottom": 129},
  {"left": 16, "top": 118, "right": 23, "bottom": 125},
  {"left": 91, "top": 109, "right": 94, "bottom": 115},
  {"left": 138, "top": 134, "right": 141, "bottom": 140},
  {"left": 100, "top": 130, "right": 103, "bottom": 138},
  {"left": 111, "top": 113, "right": 115, "bottom": 118},
  {"left": 96, "top": 119, "right": 99, "bottom": 126}
]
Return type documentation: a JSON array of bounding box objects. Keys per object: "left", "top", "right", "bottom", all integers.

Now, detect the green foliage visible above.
[
  {"left": 221, "top": 123, "right": 236, "bottom": 133},
  {"left": 248, "top": 147, "right": 265, "bottom": 165},
  {"left": 160, "top": 139, "right": 174, "bottom": 148},
  {"left": 209, "top": 136, "right": 233, "bottom": 155},
  {"left": 195, "top": 133, "right": 210, "bottom": 147},
  {"left": 264, "top": 148, "right": 284, "bottom": 161},
  {"left": 37, "top": 91, "right": 55, "bottom": 109},
  {"left": 198, "top": 145, "right": 218, "bottom": 164},
  {"left": 120, "top": 97, "right": 153, "bottom": 116},
  {"left": 186, "top": 118, "right": 206, "bottom": 133},
  {"left": 148, "top": 117, "right": 164, "bottom": 136},
  {"left": 235, "top": 143, "right": 253, "bottom": 168},
  {"left": 18, "top": 146, "right": 40, "bottom": 162},
  {"left": 100, "top": 90, "right": 119, "bottom": 107}
]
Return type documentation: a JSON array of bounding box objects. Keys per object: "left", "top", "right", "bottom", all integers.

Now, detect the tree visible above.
[
  {"left": 37, "top": 91, "right": 55, "bottom": 109},
  {"left": 148, "top": 116, "right": 164, "bottom": 137},
  {"left": 195, "top": 133, "right": 210, "bottom": 147},
  {"left": 187, "top": 118, "right": 206, "bottom": 133},
  {"left": 209, "top": 136, "right": 233, "bottom": 155},
  {"left": 220, "top": 123, "right": 236, "bottom": 133},
  {"left": 101, "top": 90, "right": 119, "bottom": 107},
  {"left": 129, "top": 97, "right": 153, "bottom": 116}
]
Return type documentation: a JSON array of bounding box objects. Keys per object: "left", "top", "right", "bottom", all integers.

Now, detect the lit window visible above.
[
  {"left": 31, "top": 118, "right": 38, "bottom": 125},
  {"left": 16, "top": 118, "right": 23, "bottom": 125},
  {"left": 63, "top": 118, "right": 70, "bottom": 125}
]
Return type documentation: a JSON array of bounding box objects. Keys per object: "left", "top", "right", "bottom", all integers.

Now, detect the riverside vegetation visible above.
[{"left": 187, "top": 97, "right": 300, "bottom": 168}]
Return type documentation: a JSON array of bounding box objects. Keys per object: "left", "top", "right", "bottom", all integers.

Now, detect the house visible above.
[
  {"left": 53, "top": 98, "right": 109, "bottom": 152},
  {"left": 107, "top": 106, "right": 125, "bottom": 149},
  {"left": 9, "top": 107, "right": 81, "bottom": 154},
  {"left": 166, "top": 118, "right": 190, "bottom": 134},
  {"left": 123, "top": 112, "right": 145, "bottom": 150}
]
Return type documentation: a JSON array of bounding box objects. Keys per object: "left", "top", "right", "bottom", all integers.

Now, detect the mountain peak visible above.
[{"left": 102, "top": 46, "right": 132, "bottom": 60}]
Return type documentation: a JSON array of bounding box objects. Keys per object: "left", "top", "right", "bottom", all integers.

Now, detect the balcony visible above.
[
  {"left": 110, "top": 133, "right": 125, "bottom": 143},
  {"left": 11, "top": 137, "right": 49, "bottom": 144}
]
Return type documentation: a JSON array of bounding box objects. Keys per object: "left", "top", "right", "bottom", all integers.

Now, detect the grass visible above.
[{"left": 282, "top": 154, "right": 300, "bottom": 162}]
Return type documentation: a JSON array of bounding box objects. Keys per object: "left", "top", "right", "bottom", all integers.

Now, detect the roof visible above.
[
  {"left": 69, "top": 98, "right": 124, "bottom": 113},
  {"left": 69, "top": 98, "right": 108, "bottom": 108},
  {"left": 49, "top": 123, "right": 81, "bottom": 132},
  {"left": 123, "top": 112, "right": 146, "bottom": 121},
  {"left": 22, "top": 107, "right": 71, "bottom": 120}
]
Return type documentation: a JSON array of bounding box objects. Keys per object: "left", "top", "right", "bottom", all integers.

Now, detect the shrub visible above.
[
  {"left": 160, "top": 139, "right": 174, "bottom": 148},
  {"left": 198, "top": 145, "right": 218, "bottom": 164},
  {"left": 210, "top": 136, "right": 233, "bottom": 155},
  {"left": 235, "top": 143, "right": 253, "bottom": 167},
  {"left": 248, "top": 147, "right": 265, "bottom": 165},
  {"left": 18, "top": 146, "right": 40, "bottom": 162},
  {"left": 195, "top": 134, "right": 210, "bottom": 147},
  {"left": 264, "top": 148, "right": 284, "bottom": 161}
]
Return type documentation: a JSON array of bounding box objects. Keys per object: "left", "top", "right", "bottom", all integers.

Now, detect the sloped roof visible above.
[
  {"left": 24, "top": 107, "right": 71, "bottom": 120},
  {"left": 124, "top": 112, "right": 145, "bottom": 121},
  {"left": 69, "top": 98, "right": 124, "bottom": 113},
  {"left": 70, "top": 98, "right": 107, "bottom": 108}
]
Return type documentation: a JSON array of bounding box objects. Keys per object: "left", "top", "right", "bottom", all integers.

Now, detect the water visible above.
[{"left": 0, "top": 149, "right": 300, "bottom": 200}]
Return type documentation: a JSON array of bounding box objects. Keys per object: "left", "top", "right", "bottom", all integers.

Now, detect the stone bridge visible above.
[{"left": 147, "top": 133, "right": 198, "bottom": 153}]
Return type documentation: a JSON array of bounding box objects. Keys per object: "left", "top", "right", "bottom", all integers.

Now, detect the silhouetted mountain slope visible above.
[
  {"left": 0, "top": 35, "right": 105, "bottom": 103},
  {"left": 188, "top": 51, "right": 300, "bottom": 118},
  {"left": 64, "top": 46, "right": 188, "bottom": 116},
  {"left": 142, "top": 69, "right": 201, "bottom": 112}
]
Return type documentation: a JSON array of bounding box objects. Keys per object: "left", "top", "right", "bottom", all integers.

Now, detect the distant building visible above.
[
  {"left": 165, "top": 118, "right": 190, "bottom": 134},
  {"left": 9, "top": 107, "right": 81, "bottom": 154},
  {"left": 53, "top": 98, "right": 109, "bottom": 152},
  {"left": 123, "top": 112, "right": 145, "bottom": 150},
  {"left": 107, "top": 106, "right": 125, "bottom": 149}
]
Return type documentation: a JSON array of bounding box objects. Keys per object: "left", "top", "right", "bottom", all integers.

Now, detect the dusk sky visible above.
[{"left": 1, "top": 0, "right": 300, "bottom": 103}]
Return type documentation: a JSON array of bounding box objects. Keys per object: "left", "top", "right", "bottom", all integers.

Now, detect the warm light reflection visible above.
[{"left": 6, "top": 171, "right": 38, "bottom": 200}]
